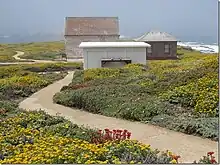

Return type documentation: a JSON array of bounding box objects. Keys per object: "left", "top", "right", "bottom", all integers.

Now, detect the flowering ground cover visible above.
[
  {"left": 0, "top": 110, "right": 217, "bottom": 164},
  {"left": 54, "top": 48, "right": 218, "bottom": 141}
]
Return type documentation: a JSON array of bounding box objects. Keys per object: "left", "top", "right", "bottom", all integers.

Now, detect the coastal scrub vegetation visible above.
[
  {"left": 0, "top": 60, "right": 192, "bottom": 163},
  {"left": 0, "top": 46, "right": 218, "bottom": 164},
  {"left": 0, "top": 41, "right": 64, "bottom": 62},
  {"left": 0, "top": 44, "right": 17, "bottom": 62},
  {"left": 54, "top": 48, "right": 218, "bottom": 141},
  {"left": 0, "top": 62, "right": 82, "bottom": 103}
]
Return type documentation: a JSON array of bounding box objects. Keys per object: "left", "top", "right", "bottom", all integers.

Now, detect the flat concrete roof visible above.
[{"left": 79, "top": 42, "right": 151, "bottom": 48}]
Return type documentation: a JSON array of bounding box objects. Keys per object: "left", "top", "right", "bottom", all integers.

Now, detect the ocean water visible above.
[{"left": 177, "top": 41, "right": 219, "bottom": 54}]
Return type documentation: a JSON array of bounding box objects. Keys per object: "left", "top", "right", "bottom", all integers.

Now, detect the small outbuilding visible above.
[
  {"left": 134, "top": 30, "right": 178, "bottom": 60},
  {"left": 79, "top": 42, "right": 151, "bottom": 69}
]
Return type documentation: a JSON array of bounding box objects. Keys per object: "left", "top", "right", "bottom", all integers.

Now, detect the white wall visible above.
[{"left": 83, "top": 47, "right": 146, "bottom": 69}]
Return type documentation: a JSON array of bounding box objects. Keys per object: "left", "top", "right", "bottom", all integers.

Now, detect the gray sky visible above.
[{"left": 0, "top": 0, "right": 218, "bottom": 42}]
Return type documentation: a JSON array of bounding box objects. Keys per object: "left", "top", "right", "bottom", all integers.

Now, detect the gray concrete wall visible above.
[{"left": 65, "top": 35, "right": 119, "bottom": 59}]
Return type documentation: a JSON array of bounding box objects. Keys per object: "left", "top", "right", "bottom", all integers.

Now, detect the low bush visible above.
[
  {"left": 0, "top": 44, "right": 17, "bottom": 62},
  {"left": 160, "top": 74, "right": 218, "bottom": 117},
  {"left": 54, "top": 84, "right": 185, "bottom": 121},
  {"left": 23, "top": 62, "right": 82, "bottom": 72},
  {"left": 0, "top": 62, "right": 82, "bottom": 78},
  {"left": 151, "top": 114, "right": 218, "bottom": 141},
  {"left": 84, "top": 68, "right": 121, "bottom": 81},
  {"left": 0, "top": 72, "right": 67, "bottom": 100},
  {"left": 20, "top": 52, "right": 62, "bottom": 61},
  {"left": 0, "top": 101, "right": 19, "bottom": 117}
]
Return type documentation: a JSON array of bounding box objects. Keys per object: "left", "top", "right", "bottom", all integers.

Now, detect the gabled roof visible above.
[
  {"left": 134, "top": 30, "right": 177, "bottom": 42},
  {"left": 65, "top": 17, "right": 119, "bottom": 36}
]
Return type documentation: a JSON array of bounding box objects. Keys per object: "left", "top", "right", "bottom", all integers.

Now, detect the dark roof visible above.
[
  {"left": 65, "top": 17, "right": 119, "bottom": 36},
  {"left": 134, "top": 30, "right": 177, "bottom": 42}
]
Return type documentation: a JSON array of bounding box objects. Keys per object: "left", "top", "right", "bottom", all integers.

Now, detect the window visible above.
[
  {"left": 147, "top": 47, "right": 152, "bottom": 54},
  {"left": 100, "top": 36, "right": 106, "bottom": 41},
  {"left": 165, "top": 44, "right": 170, "bottom": 53}
]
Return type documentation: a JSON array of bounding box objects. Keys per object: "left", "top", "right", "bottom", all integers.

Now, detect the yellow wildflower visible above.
[{"left": 170, "top": 159, "right": 177, "bottom": 164}]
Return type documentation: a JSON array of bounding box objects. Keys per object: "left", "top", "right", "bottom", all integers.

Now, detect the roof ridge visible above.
[
  {"left": 134, "top": 31, "right": 177, "bottom": 41},
  {"left": 66, "top": 17, "right": 118, "bottom": 19}
]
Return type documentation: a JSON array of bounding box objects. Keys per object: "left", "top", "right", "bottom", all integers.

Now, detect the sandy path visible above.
[{"left": 0, "top": 51, "right": 83, "bottom": 65}]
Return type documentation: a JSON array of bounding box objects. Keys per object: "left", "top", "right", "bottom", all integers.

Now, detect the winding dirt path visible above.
[
  {"left": 12, "top": 51, "right": 26, "bottom": 60},
  {"left": 18, "top": 71, "right": 218, "bottom": 163},
  {"left": 0, "top": 51, "right": 83, "bottom": 65}
]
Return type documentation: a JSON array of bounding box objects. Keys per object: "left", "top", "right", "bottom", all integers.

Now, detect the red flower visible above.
[
  {"left": 98, "top": 130, "right": 102, "bottom": 134},
  {"left": 92, "top": 128, "right": 132, "bottom": 144},
  {"left": 127, "top": 132, "right": 131, "bottom": 139},
  {"left": 210, "top": 158, "right": 217, "bottom": 164},
  {"left": 104, "top": 128, "right": 110, "bottom": 132},
  {"left": 207, "top": 152, "right": 214, "bottom": 156}
]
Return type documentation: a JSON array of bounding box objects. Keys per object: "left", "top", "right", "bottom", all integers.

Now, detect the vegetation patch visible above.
[
  {"left": 0, "top": 62, "right": 82, "bottom": 103},
  {"left": 0, "top": 48, "right": 217, "bottom": 163},
  {"left": 54, "top": 48, "right": 218, "bottom": 140},
  {"left": 0, "top": 41, "right": 64, "bottom": 62},
  {"left": 0, "top": 44, "right": 17, "bottom": 62},
  {"left": 20, "top": 52, "right": 62, "bottom": 61},
  {"left": 0, "top": 110, "right": 216, "bottom": 164}
]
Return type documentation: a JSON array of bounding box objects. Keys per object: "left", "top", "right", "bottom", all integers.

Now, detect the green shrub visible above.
[
  {"left": 20, "top": 52, "right": 61, "bottom": 61},
  {"left": 151, "top": 114, "right": 218, "bottom": 140},
  {"left": 54, "top": 84, "right": 179, "bottom": 121},
  {"left": 0, "top": 65, "right": 68, "bottom": 101},
  {"left": 160, "top": 74, "right": 218, "bottom": 117},
  {"left": 23, "top": 62, "right": 82, "bottom": 72},
  {"left": 0, "top": 101, "right": 19, "bottom": 117},
  {"left": 84, "top": 68, "right": 121, "bottom": 81}
]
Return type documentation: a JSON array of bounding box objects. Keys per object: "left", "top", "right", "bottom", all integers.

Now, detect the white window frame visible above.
[
  {"left": 147, "top": 47, "right": 152, "bottom": 54},
  {"left": 165, "top": 44, "right": 170, "bottom": 53}
]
